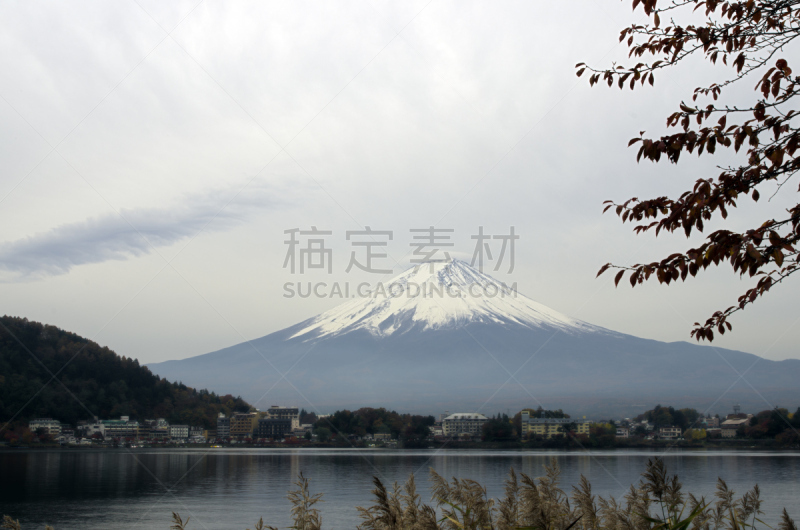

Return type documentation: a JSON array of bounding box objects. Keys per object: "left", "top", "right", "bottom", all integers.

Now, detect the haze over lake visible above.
[{"left": 2, "top": 449, "right": 799, "bottom": 529}]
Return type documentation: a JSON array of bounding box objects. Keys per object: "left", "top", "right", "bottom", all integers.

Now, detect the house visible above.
[
  {"left": 721, "top": 418, "right": 749, "bottom": 438},
  {"left": 373, "top": 425, "right": 393, "bottom": 441},
  {"left": 58, "top": 435, "right": 76, "bottom": 445},
  {"left": 442, "top": 413, "right": 489, "bottom": 437},
  {"left": 616, "top": 428, "right": 630, "bottom": 438},
  {"left": 658, "top": 427, "right": 682, "bottom": 439}
]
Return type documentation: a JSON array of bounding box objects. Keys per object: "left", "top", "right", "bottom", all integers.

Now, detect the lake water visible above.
[{"left": 1, "top": 448, "right": 798, "bottom": 529}]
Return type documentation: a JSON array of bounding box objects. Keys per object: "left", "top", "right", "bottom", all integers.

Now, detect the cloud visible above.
[{"left": 0, "top": 182, "right": 289, "bottom": 280}]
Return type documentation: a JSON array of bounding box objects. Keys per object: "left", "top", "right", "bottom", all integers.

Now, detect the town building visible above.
[
  {"left": 101, "top": 416, "right": 140, "bottom": 440},
  {"left": 262, "top": 406, "right": 300, "bottom": 430},
  {"left": 442, "top": 413, "right": 489, "bottom": 437},
  {"left": 658, "top": 427, "right": 682, "bottom": 440},
  {"left": 149, "top": 428, "right": 169, "bottom": 441},
  {"left": 169, "top": 425, "right": 189, "bottom": 441},
  {"left": 28, "top": 418, "right": 62, "bottom": 436},
  {"left": 140, "top": 419, "right": 169, "bottom": 440},
  {"left": 721, "top": 418, "right": 749, "bottom": 438},
  {"left": 189, "top": 426, "right": 206, "bottom": 440},
  {"left": 520, "top": 411, "right": 590, "bottom": 438},
  {"left": 217, "top": 413, "right": 230, "bottom": 439},
  {"left": 616, "top": 428, "right": 629, "bottom": 438},
  {"left": 254, "top": 418, "right": 292, "bottom": 439},
  {"left": 230, "top": 413, "right": 258, "bottom": 439},
  {"left": 77, "top": 419, "right": 106, "bottom": 439}
]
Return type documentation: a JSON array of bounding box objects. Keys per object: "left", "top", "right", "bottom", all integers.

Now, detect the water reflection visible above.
[{"left": 0, "top": 449, "right": 798, "bottom": 529}]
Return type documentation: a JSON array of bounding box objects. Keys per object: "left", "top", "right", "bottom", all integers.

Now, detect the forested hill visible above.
[{"left": 0, "top": 316, "right": 251, "bottom": 428}]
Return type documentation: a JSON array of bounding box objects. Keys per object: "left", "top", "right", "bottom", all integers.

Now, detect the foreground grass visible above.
[{"left": 3, "top": 458, "right": 798, "bottom": 530}]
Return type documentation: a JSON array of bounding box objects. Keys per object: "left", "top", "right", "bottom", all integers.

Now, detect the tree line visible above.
[
  {"left": 0, "top": 316, "right": 251, "bottom": 436},
  {"left": 306, "top": 407, "right": 434, "bottom": 447}
]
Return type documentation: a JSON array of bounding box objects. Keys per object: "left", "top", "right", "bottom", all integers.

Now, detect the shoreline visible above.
[{"left": 2, "top": 439, "right": 798, "bottom": 452}]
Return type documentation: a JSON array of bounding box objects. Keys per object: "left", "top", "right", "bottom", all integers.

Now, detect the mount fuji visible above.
[{"left": 147, "top": 260, "right": 800, "bottom": 417}]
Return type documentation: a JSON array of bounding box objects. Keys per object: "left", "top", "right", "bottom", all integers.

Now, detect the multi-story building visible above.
[
  {"left": 169, "top": 425, "right": 189, "bottom": 441},
  {"left": 217, "top": 413, "right": 230, "bottom": 439},
  {"left": 263, "top": 406, "right": 300, "bottom": 429},
  {"left": 150, "top": 428, "right": 169, "bottom": 441},
  {"left": 616, "top": 428, "right": 630, "bottom": 438},
  {"left": 28, "top": 418, "right": 62, "bottom": 436},
  {"left": 230, "top": 413, "right": 258, "bottom": 439},
  {"left": 78, "top": 420, "right": 105, "bottom": 439},
  {"left": 101, "top": 416, "right": 140, "bottom": 440},
  {"left": 189, "top": 426, "right": 206, "bottom": 440},
  {"left": 520, "top": 411, "right": 590, "bottom": 438},
  {"left": 140, "top": 419, "right": 169, "bottom": 440},
  {"left": 721, "top": 418, "right": 749, "bottom": 438},
  {"left": 254, "top": 418, "right": 292, "bottom": 440},
  {"left": 658, "top": 427, "right": 682, "bottom": 439},
  {"left": 442, "top": 413, "right": 489, "bottom": 437}
]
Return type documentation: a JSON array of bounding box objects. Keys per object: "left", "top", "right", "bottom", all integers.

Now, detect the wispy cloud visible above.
[{"left": 0, "top": 183, "right": 288, "bottom": 280}]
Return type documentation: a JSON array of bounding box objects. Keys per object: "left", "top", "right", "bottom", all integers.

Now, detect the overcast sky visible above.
[{"left": 1, "top": 0, "right": 798, "bottom": 365}]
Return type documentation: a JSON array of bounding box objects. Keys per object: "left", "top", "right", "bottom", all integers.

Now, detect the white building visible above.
[
  {"left": 169, "top": 425, "right": 189, "bottom": 440},
  {"left": 29, "top": 418, "right": 62, "bottom": 436},
  {"left": 658, "top": 427, "right": 682, "bottom": 439},
  {"left": 189, "top": 426, "right": 205, "bottom": 440},
  {"left": 79, "top": 421, "right": 106, "bottom": 439},
  {"left": 442, "top": 413, "right": 489, "bottom": 437}
]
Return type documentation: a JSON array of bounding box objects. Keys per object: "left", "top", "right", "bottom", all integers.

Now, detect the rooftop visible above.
[{"left": 443, "top": 413, "right": 488, "bottom": 421}]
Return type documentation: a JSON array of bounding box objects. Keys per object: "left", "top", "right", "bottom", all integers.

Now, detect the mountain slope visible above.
[
  {"left": 148, "top": 260, "right": 800, "bottom": 417},
  {"left": 0, "top": 316, "right": 251, "bottom": 428}
]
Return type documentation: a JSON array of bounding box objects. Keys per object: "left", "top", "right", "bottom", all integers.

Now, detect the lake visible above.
[{"left": 1, "top": 448, "right": 798, "bottom": 529}]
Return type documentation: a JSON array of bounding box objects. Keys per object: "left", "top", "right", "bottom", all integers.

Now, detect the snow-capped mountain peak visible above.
[{"left": 288, "top": 259, "right": 602, "bottom": 341}]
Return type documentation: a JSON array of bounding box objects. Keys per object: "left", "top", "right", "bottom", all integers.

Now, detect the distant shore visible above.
[{"left": 2, "top": 438, "right": 796, "bottom": 451}]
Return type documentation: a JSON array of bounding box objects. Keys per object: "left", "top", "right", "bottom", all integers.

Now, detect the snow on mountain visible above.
[{"left": 289, "top": 259, "right": 604, "bottom": 341}]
